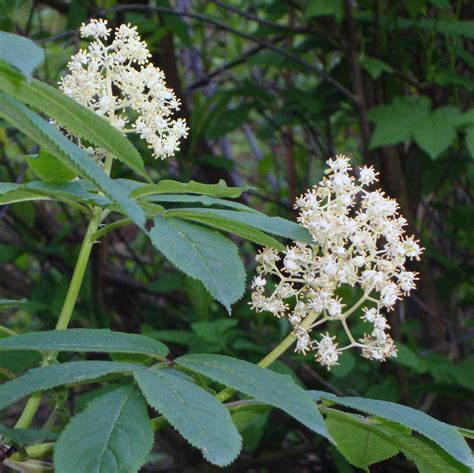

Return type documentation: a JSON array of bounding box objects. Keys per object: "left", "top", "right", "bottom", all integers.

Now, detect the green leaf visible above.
[
  {"left": 368, "top": 96, "right": 431, "bottom": 148},
  {"left": 0, "top": 94, "right": 146, "bottom": 229},
  {"left": 311, "top": 392, "right": 474, "bottom": 469},
  {"left": 400, "top": 435, "right": 471, "bottom": 473},
  {"left": 150, "top": 217, "right": 245, "bottom": 313},
  {"left": 176, "top": 354, "right": 330, "bottom": 440},
  {"left": 132, "top": 179, "right": 249, "bottom": 199},
  {"left": 0, "top": 180, "right": 108, "bottom": 209},
  {"left": 0, "top": 32, "right": 44, "bottom": 79},
  {"left": 0, "top": 298, "right": 27, "bottom": 312},
  {"left": 0, "top": 64, "right": 146, "bottom": 178},
  {"left": 54, "top": 384, "right": 153, "bottom": 473},
  {"left": 134, "top": 367, "right": 242, "bottom": 466},
  {"left": 360, "top": 56, "right": 393, "bottom": 79},
  {"left": 166, "top": 208, "right": 312, "bottom": 243},
  {"left": 0, "top": 329, "right": 168, "bottom": 357},
  {"left": 26, "top": 149, "right": 76, "bottom": 183},
  {"left": 325, "top": 410, "right": 402, "bottom": 469},
  {"left": 0, "top": 425, "right": 58, "bottom": 446},
  {"left": 465, "top": 125, "right": 474, "bottom": 158},
  {"left": 166, "top": 209, "right": 285, "bottom": 251},
  {"left": 413, "top": 106, "right": 461, "bottom": 159},
  {"left": 144, "top": 193, "right": 260, "bottom": 212},
  {"left": 0, "top": 361, "right": 137, "bottom": 410}
]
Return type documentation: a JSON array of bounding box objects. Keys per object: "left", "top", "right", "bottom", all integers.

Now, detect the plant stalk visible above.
[
  {"left": 14, "top": 211, "right": 103, "bottom": 428},
  {"left": 14, "top": 155, "right": 115, "bottom": 429}
]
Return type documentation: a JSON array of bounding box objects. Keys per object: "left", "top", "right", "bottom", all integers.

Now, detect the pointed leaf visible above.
[
  {"left": 54, "top": 385, "right": 153, "bottom": 473},
  {"left": 0, "top": 94, "right": 145, "bottom": 229},
  {"left": 400, "top": 435, "right": 471, "bottom": 473},
  {"left": 0, "top": 329, "right": 168, "bottom": 357},
  {"left": 0, "top": 64, "right": 146, "bottom": 178},
  {"left": 176, "top": 354, "right": 330, "bottom": 440},
  {"left": 132, "top": 179, "right": 249, "bottom": 199},
  {"left": 0, "top": 361, "right": 137, "bottom": 410},
  {"left": 311, "top": 391, "right": 474, "bottom": 469},
  {"left": 26, "top": 149, "right": 76, "bottom": 183},
  {"left": 150, "top": 217, "right": 245, "bottom": 313},
  {"left": 144, "top": 193, "right": 260, "bottom": 212},
  {"left": 0, "top": 32, "right": 44, "bottom": 79},
  {"left": 166, "top": 208, "right": 312, "bottom": 243},
  {"left": 134, "top": 367, "right": 242, "bottom": 466},
  {"left": 325, "top": 410, "right": 402, "bottom": 469},
  {"left": 0, "top": 180, "right": 108, "bottom": 209},
  {"left": 166, "top": 209, "right": 285, "bottom": 250}
]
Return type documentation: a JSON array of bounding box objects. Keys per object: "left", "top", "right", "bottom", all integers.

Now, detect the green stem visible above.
[
  {"left": 55, "top": 210, "right": 102, "bottom": 330},
  {"left": 15, "top": 210, "right": 103, "bottom": 429}
]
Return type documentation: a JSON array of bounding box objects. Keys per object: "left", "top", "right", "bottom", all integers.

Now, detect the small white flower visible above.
[
  {"left": 252, "top": 276, "right": 267, "bottom": 289},
  {"left": 358, "top": 165, "right": 378, "bottom": 185},
  {"left": 294, "top": 326, "right": 312, "bottom": 354},
  {"left": 315, "top": 333, "right": 341, "bottom": 369},
  {"left": 80, "top": 19, "right": 110, "bottom": 39}
]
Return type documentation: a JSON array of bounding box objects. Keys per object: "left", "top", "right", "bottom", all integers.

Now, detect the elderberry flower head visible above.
[
  {"left": 251, "top": 155, "right": 423, "bottom": 369},
  {"left": 59, "top": 19, "right": 188, "bottom": 160}
]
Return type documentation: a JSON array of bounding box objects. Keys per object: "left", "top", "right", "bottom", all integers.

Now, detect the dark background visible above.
[{"left": 0, "top": 1, "right": 473, "bottom": 471}]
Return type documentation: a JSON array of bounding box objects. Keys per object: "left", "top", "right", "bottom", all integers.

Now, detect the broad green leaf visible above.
[
  {"left": 0, "top": 329, "right": 168, "bottom": 357},
  {"left": 0, "top": 94, "right": 146, "bottom": 229},
  {"left": 134, "top": 367, "right": 242, "bottom": 466},
  {"left": 166, "top": 209, "right": 285, "bottom": 251},
  {"left": 413, "top": 106, "right": 461, "bottom": 158},
  {"left": 150, "top": 217, "right": 245, "bottom": 313},
  {"left": 26, "top": 149, "right": 76, "bottom": 183},
  {"left": 176, "top": 354, "right": 330, "bottom": 440},
  {"left": 0, "top": 32, "right": 44, "bottom": 79},
  {"left": 0, "top": 298, "right": 27, "bottom": 312},
  {"left": 144, "top": 193, "right": 260, "bottom": 213},
  {"left": 465, "top": 125, "right": 474, "bottom": 158},
  {"left": 132, "top": 179, "right": 249, "bottom": 199},
  {"left": 399, "top": 435, "right": 471, "bottom": 473},
  {"left": 325, "top": 410, "right": 402, "bottom": 469},
  {"left": 311, "top": 391, "right": 474, "bottom": 469},
  {"left": 54, "top": 384, "right": 153, "bottom": 473},
  {"left": 0, "top": 425, "right": 58, "bottom": 446},
  {"left": 0, "top": 361, "right": 137, "bottom": 410},
  {"left": 0, "top": 64, "right": 146, "bottom": 178},
  {"left": 368, "top": 96, "right": 431, "bottom": 148},
  {"left": 166, "top": 208, "right": 312, "bottom": 243}
]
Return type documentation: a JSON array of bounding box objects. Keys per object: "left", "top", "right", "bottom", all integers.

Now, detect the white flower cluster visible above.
[
  {"left": 251, "top": 155, "right": 423, "bottom": 369},
  {"left": 60, "top": 19, "right": 188, "bottom": 160}
]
